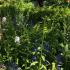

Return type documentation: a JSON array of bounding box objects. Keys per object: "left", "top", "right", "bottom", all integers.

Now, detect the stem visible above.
[
  {"left": 0, "top": 17, "right": 2, "bottom": 41},
  {"left": 39, "top": 18, "right": 46, "bottom": 70}
]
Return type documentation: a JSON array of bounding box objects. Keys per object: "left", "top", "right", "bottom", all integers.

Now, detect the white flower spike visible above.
[
  {"left": 2, "top": 17, "right": 6, "bottom": 23},
  {"left": 15, "top": 36, "right": 20, "bottom": 44}
]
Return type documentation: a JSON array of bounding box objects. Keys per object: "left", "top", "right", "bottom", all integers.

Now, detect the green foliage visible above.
[{"left": 0, "top": 0, "right": 70, "bottom": 70}]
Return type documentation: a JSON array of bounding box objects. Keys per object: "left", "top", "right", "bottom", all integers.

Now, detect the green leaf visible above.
[
  {"left": 16, "top": 58, "right": 19, "bottom": 65},
  {"left": 41, "top": 55, "right": 45, "bottom": 61},
  {"left": 33, "top": 24, "right": 40, "bottom": 32},
  {"left": 52, "top": 62, "right": 56, "bottom": 70},
  {"left": 30, "top": 61, "right": 38, "bottom": 66},
  {"left": 26, "top": 59, "right": 29, "bottom": 63},
  {"left": 40, "top": 64, "right": 46, "bottom": 70},
  {"left": 65, "top": 44, "right": 69, "bottom": 51},
  {"left": 60, "top": 43, "right": 64, "bottom": 48},
  {"left": 43, "top": 26, "right": 48, "bottom": 34}
]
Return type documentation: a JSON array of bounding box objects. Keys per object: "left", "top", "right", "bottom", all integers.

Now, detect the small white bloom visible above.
[
  {"left": 38, "top": 47, "right": 41, "bottom": 50},
  {"left": 2, "top": 17, "right": 6, "bottom": 22},
  {"left": 15, "top": 36, "right": 20, "bottom": 44},
  {"left": 17, "top": 67, "right": 22, "bottom": 70}
]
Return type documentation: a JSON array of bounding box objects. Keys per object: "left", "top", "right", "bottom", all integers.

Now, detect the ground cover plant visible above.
[{"left": 0, "top": 0, "right": 70, "bottom": 70}]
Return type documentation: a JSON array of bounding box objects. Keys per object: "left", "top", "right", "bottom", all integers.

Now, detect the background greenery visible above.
[{"left": 0, "top": 0, "right": 70, "bottom": 70}]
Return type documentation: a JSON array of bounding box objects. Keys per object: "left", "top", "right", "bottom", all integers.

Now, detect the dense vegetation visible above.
[{"left": 0, "top": 0, "right": 70, "bottom": 70}]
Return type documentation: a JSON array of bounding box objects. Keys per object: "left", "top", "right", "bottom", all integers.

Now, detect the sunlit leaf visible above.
[
  {"left": 30, "top": 61, "right": 38, "bottom": 66},
  {"left": 41, "top": 55, "right": 45, "bottom": 61},
  {"left": 40, "top": 64, "right": 46, "bottom": 70},
  {"left": 43, "top": 26, "right": 48, "bottom": 34},
  {"left": 65, "top": 44, "right": 69, "bottom": 51},
  {"left": 33, "top": 24, "right": 40, "bottom": 32}
]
